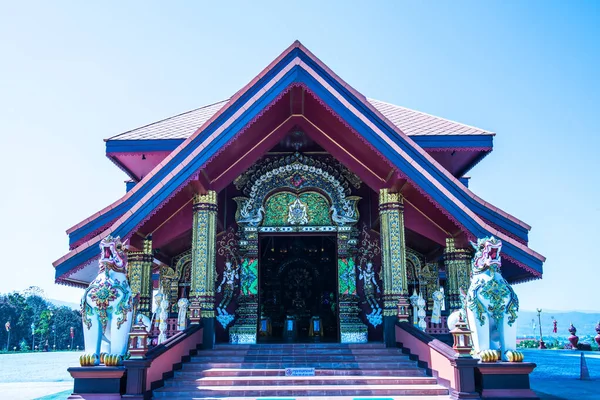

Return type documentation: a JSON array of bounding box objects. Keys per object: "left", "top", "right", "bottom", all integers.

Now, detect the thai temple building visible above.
[{"left": 54, "top": 42, "right": 545, "bottom": 399}]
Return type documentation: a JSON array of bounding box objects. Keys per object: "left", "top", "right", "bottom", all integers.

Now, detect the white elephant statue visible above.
[
  {"left": 80, "top": 236, "right": 133, "bottom": 365},
  {"left": 455, "top": 237, "right": 521, "bottom": 361}
]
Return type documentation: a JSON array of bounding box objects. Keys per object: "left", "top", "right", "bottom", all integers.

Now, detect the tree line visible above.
[{"left": 0, "top": 287, "right": 84, "bottom": 351}]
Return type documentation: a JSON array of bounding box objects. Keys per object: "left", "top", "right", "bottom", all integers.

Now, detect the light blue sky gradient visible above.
[{"left": 0, "top": 2, "right": 598, "bottom": 312}]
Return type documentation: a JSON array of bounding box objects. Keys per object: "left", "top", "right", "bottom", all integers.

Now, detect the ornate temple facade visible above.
[{"left": 53, "top": 42, "right": 545, "bottom": 349}]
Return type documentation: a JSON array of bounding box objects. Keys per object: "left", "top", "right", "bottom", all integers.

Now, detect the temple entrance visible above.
[{"left": 258, "top": 235, "right": 338, "bottom": 342}]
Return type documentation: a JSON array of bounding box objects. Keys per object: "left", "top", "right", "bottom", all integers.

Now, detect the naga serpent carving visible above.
[
  {"left": 80, "top": 236, "right": 133, "bottom": 365},
  {"left": 449, "top": 237, "right": 521, "bottom": 361}
]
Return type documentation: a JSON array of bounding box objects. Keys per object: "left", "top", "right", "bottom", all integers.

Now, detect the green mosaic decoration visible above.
[
  {"left": 233, "top": 153, "right": 360, "bottom": 228},
  {"left": 444, "top": 238, "right": 472, "bottom": 310},
  {"left": 82, "top": 278, "right": 131, "bottom": 332},
  {"left": 338, "top": 258, "right": 357, "bottom": 295},
  {"left": 263, "top": 191, "right": 331, "bottom": 226},
  {"left": 379, "top": 190, "right": 407, "bottom": 295},
  {"left": 190, "top": 191, "right": 218, "bottom": 319},
  {"left": 239, "top": 258, "right": 258, "bottom": 296},
  {"left": 379, "top": 189, "right": 409, "bottom": 317}
]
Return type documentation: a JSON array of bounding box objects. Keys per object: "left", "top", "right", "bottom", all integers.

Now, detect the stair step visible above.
[
  {"left": 155, "top": 397, "right": 451, "bottom": 400},
  {"left": 215, "top": 343, "right": 387, "bottom": 349},
  {"left": 152, "top": 383, "right": 449, "bottom": 397},
  {"left": 183, "top": 362, "right": 420, "bottom": 370},
  {"left": 165, "top": 376, "right": 437, "bottom": 387},
  {"left": 199, "top": 348, "right": 403, "bottom": 356},
  {"left": 191, "top": 356, "right": 409, "bottom": 362},
  {"left": 177, "top": 368, "right": 427, "bottom": 377}
]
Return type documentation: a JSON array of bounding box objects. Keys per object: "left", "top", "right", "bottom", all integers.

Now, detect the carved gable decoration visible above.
[{"left": 234, "top": 152, "right": 361, "bottom": 230}]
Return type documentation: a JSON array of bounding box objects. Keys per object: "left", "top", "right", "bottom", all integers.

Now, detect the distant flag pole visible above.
[{"left": 4, "top": 322, "right": 10, "bottom": 351}]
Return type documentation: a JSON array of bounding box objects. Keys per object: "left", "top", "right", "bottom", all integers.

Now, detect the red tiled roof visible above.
[
  {"left": 105, "top": 100, "right": 229, "bottom": 141},
  {"left": 368, "top": 99, "right": 494, "bottom": 136},
  {"left": 105, "top": 98, "right": 492, "bottom": 142}
]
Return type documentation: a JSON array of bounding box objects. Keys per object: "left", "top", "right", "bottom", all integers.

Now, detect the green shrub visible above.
[
  {"left": 18, "top": 339, "right": 30, "bottom": 351},
  {"left": 517, "top": 339, "right": 539, "bottom": 349}
]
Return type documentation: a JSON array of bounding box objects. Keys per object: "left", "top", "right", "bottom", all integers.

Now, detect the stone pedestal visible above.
[
  {"left": 449, "top": 357, "right": 480, "bottom": 400},
  {"left": 67, "top": 366, "right": 126, "bottom": 400},
  {"left": 475, "top": 362, "right": 538, "bottom": 399},
  {"left": 122, "top": 359, "right": 151, "bottom": 400}
]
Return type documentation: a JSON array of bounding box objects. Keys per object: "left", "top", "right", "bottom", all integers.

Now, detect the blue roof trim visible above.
[
  {"left": 412, "top": 135, "right": 493, "bottom": 149},
  {"left": 58, "top": 48, "right": 541, "bottom": 280},
  {"left": 106, "top": 139, "right": 183, "bottom": 153}
]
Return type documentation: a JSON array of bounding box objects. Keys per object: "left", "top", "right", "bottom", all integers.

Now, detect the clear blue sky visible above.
[{"left": 0, "top": 2, "right": 598, "bottom": 312}]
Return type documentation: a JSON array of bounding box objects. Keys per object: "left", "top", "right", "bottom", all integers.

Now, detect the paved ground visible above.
[
  {"left": 0, "top": 349, "right": 598, "bottom": 399},
  {"left": 0, "top": 351, "right": 82, "bottom": 400},
  {"left": 523, "top": 349, "right": 600, "bottom": 399}
]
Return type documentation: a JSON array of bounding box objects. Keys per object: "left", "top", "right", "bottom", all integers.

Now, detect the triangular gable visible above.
[{"left": 54, "top": 41, "right": 544, "bottom": 284}]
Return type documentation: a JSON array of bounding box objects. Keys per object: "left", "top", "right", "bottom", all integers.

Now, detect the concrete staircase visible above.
[{"left": 153, "top": 343, "right": 450, "bottom": 399}]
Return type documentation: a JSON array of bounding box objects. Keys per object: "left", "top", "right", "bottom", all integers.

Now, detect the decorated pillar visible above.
[
  {"left": 189, "top": 191, "right": 218, "bottom": 349},
  {"left": 128, "top": 236, "right": 153, "bottom": 320},
  {"left": 379, "top": 189, "right": 410, "bottom": 346},
  {"left": 444, "top": 238, "right": 471, "bottom": 311},
  {"left": 337, "top": 228, "right": 367, "bottom": 343}
]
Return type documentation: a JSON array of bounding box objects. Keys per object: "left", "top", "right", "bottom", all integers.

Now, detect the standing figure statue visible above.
[
  {"left": 409, "top": 290, "right": 420, "bottom": 326},
  {"left": 431, "top": 287, "right": 444, "bottom": 324},
  {"left": 177, "top": 297, "right": 190, "bottom": 331},
  {"left": 216, "top": 261, "right": 239, "bottom": 328},
  {"left": 464, "top": 237, "right": 521, "bottom": 361},
  {"left": 80, "top": 236, "right": 133, "bottom": 365},
  {"left": 358, "top": 262, "right": 382, "bottom": 327}
]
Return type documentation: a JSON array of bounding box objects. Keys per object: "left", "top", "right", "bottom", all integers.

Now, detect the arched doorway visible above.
[{"left": 258, "top": 235, "right": 338, "bottom": 342}]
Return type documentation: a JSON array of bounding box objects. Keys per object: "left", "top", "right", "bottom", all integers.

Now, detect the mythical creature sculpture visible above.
[
  {"left": 462, "top": 237, "right": 520, "bottom": 361},
  {"left": 80, "top": 236, "right": 133, "bottom": 365},
  {"left": 237, "top": 206, "right": 265, "bottom": 226},
  {"left": 330, "top": 205, "right": 357, "bottom": 225},
  {"left": 357, "top": 262, "right": 381, "bottom": 327}
]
